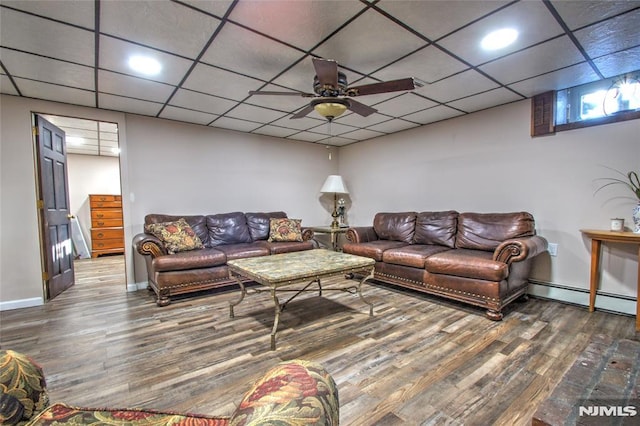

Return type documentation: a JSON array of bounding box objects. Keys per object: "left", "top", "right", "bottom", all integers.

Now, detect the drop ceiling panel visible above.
[
  {"left": 372, "top": 45, "right": 469, "bottom": 85},
  {"left": 200, "top": 23, "right": 306, "bottom": 81},
  {"left": 508, "top": 63, "right": 601, "bottom": 97},
  {"left": 98, "top": 70, "right": 175, "bottom": 103},
  {"left": 228, "top": 1, "right": 365, "bottom": 51},
  {"left": 550, "top": 0, "right": 639, "bottom": 30},
  {"left": 420, "top": 69, "right": 500, "bottom": 103},
  {"left": 0, "top": 49, "right": 94, "bottom": 90},
  {"left": 100, "top": 0, "right": 221, "bottom": 59},
  {"left": 403, "top": 105, "right": 465, "bottom": 125},
  {"left": 159, "top": 106, "right": 219, "bottom": 125},
  {"left": 0, "top": 8, "right": 94, "bottom": 66},
  {"left": 17, "top": 78, "right": 95, "bottom": 106},
  {"left": 479, "top": 36, "right": 585, "bottom": 84},
  {"left": 573, "top": 9, "right": 640, "bottom": 59},
  {"left": 2, "top": 0, "right": 95, "bottom": 29},
  {"left": 312, "top": 9, "right": 427, "bottom": 75},
  {"left": 438, "top": 1, "right": 565, "bottom": 66},
  {"left": 99, "top": 93, "right": 163, "bottom": 116},
  {"left": 169, "top": 89, "right": 239, "bottom": 115},
  {"left": 182, "top": 63, "right": 264, "bottom": 100},
  {"left": 448, "top": 87, "right": 523, "bottom": 113},
  {"left": 1, "top": 0, "right": 638, "bottom": 147},
  {"left": 252, "top": 125, "right": 299, "bottom": 138},
  {"left": 376, "top": 1, "right": 509, "bottom": 41}
]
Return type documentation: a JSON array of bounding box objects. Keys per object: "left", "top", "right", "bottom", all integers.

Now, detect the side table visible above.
[
  {"left": 309, "top": 226, "right": 348, "bottom": 251},
  {"left": 580, "top": 229, "right": 640, "bottom": 331}
]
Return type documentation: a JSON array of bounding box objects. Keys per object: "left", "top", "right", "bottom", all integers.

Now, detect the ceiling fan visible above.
[{"left": 249, "top": 57, "right": 417, "bottom": 121}]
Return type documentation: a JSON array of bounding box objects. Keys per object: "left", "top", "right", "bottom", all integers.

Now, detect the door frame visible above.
[{"left": 31, "top": 111, "right": 128, "bottom": 299}]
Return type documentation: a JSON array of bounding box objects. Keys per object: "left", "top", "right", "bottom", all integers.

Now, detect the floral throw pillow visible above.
[
  {"left": 268, "top": 218, "right": 303, "bottom": 242},
  {"left": 145, "top": 218, "right": 204, "bottom": 254}
]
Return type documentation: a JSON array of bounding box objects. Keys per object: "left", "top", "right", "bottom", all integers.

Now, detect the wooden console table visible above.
[{"left": 580, "top": 229, "right": 640, "bottom": 330}]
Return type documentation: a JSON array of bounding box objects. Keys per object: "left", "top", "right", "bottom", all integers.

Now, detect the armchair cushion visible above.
[
  {"left": 144, "top": 218, "right": 204, "bottom": 254},
  {"left": 0, "top": 350, "right": 49, "bottom": 425},
  {"left": 229, "top": 359, "right": 339, "bottom": 426}
]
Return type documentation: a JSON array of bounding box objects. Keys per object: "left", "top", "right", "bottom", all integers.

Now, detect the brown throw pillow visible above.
[
  {"left": 268, "top": 218, "right": 303, "bottom": 242},
  {"left": 144, "top": 218, "right": 204, "bottom": 254}
]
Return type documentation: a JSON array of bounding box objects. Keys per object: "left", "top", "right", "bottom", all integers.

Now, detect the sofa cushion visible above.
[
  {"left": 382, "top": 244, "right": 452, "bottom": 268},
  {"left": 257, "top": 240, "right": 315, "bottom": 255},
  {"left": 152, "top": 248, "right": 227, "bottom": 272},
  {"left": 455, "top": 212, "right": 536, "bottom": 251},
  {"left": 414, "top": 211, "right": 458, "bottom": 248},
  {"left": 207, "top": 212, "right": 252, "bottom": 247},
  {"left": 373, "top": 212, "right": 417, "bottom": 243},
  {"left": 144, "top": 218, "right": 204, "bottom": 254},
  {"left": 342, "top": 240, "right": 410, "bottom": 262},
  {"left": 145, "top": 214, "right": 208, "bottom": 247},
  {"left": 424, "top": 249, "right": 509, "bottom": 281},
  {"left": 214, "top": 243, "right": 270, "bottom": 261},
  {"left": 246, "top": 211, "right": 287, "bottom": 241},
  {"left": 268, "top": 218, "right": 303, "bottom": 242}
]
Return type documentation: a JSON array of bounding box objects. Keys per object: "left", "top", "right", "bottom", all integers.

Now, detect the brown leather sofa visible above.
[
  {"left": 133, "top": 211, "right": 314, "bottom": 306},
  {"left": 342, "top": 211, "right": 548, "bottom": 320}
]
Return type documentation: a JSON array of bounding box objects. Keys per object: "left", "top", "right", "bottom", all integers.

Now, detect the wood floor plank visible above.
[{"left": 0, "top": 255, "right": 637, "bottom": 425}]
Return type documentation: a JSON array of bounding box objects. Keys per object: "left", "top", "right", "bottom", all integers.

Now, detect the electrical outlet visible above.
[{"left": 548, "top": 243, "right": 558, "bottom": 256}]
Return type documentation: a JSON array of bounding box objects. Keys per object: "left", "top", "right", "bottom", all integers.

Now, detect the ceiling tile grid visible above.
[{"left": 0, "top": 0, "right": 638, "bottom": 146}]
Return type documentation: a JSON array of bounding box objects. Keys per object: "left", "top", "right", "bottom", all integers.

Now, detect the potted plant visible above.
[{"left": 595, "top": 167, "right": 640, "bottom": 232}]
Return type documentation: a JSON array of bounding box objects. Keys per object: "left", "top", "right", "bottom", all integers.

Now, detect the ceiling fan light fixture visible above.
[{"left": 313, "top": 99, "right": 349, "bottom": 120}]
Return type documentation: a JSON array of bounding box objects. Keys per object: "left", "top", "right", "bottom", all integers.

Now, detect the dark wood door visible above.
[{"left": 35, "top": 115, "right": 74, "bottom": 300}]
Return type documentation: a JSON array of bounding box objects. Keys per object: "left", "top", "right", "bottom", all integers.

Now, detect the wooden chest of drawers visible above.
[{"left": 89, "top": 194, "right": 124, "bottom": 258}]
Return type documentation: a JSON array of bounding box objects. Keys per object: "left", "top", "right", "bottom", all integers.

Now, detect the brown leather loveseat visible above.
[
  {"left": 133, "top": 211, "right": 314, "bottom": 306},
  {"left": 342, "top": 211, "right": 548, "bottom": 320}
]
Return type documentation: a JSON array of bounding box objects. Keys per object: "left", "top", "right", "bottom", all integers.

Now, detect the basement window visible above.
[{"left": 555, "top": 71, "right": 640, "bottom": 130}]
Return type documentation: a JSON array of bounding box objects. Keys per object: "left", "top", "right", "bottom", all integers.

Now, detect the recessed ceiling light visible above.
[
  {"left": 127, "top": 55, "right": 162, "bottom": 76},
  {"left": 481, "top": 28, "right": 518, "bottom": 51}
]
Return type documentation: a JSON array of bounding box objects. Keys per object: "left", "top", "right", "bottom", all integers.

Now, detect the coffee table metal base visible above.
[{"left": 229, "top": 269, "right": 374, "bottom": 350}]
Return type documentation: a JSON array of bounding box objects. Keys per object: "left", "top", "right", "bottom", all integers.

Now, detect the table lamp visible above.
[{"left": 320, "top": 175, "right": 349, "bottom": 229}]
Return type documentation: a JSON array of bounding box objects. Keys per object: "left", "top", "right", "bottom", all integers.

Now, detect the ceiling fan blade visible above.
[
  {"left": 312, "top": 58, "right": 338, "bottom": 88},
  {"left": 346, "top": 99, "right": 377, "bottom": 117},
  {"left": 347, "top": 77, "right": 415, "bottom": 96},
  {"left": 249, "top": 90, "right": 314, "bottom": 97},
  {"left": 290, "top": 104, "right": 316, "bottom": 119}
]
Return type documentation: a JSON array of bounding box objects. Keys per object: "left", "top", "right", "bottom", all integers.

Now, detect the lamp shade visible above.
[{"left": 320, "top": 175, "right": 349, "bottom": 194}]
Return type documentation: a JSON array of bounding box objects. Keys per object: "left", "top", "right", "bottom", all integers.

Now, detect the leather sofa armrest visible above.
[
  {"left": 346, "top": 226, "right": 378, "bottom": 243},
  {"left": 133, "top": 233, "right": 168, "bottom": 258},
  {"left": 493, "top": 235, "right": 548, "bottom": 264},
  {"left": 301, "top": 228, "right": 314, "bottom": 241}
]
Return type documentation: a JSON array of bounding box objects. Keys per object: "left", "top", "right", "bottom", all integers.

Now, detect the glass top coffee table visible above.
[{"left": 227, "top": 249, "right": 376, "bottom": 350}]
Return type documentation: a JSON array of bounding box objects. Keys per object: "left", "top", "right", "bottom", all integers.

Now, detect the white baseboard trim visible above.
[
  {"left": 128, "top": 281, "right": 148, "bottom": 292},
  {"left": 0, "top": 297, "right": 43, "bottom": 311},
  {"left": 528, "top": 280, "right": 635, "bottom": 316}
]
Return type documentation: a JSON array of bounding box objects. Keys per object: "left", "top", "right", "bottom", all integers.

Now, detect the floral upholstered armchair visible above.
[{"left": 0, "top": 350, "right": 339, "bottom": 425}]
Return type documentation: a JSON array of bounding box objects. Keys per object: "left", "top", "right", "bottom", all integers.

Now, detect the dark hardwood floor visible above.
[{"left": 1, "top": 255, "right": 637, "bottom": 425}]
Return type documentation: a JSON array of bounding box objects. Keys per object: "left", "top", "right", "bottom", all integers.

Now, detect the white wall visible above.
[
  {"left": 0, "top": 94, "right": 339, "bottom": 308},
  {"left": 2, "top": 93, "right": 639, "bottom": 315},
  {"left": 340, "top": 99, "right": 640, "bottom": 312},
  {"left": 68, "top": 154, "right": 122, "bottom": 252}
]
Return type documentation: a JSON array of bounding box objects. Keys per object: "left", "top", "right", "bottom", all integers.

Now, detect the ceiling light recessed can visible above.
[
  {"left": 481, "top": 28, "right": 518, "bottom": 50},
  {"left": 128, "top": 55, "right": 162, "bottom": 76}
]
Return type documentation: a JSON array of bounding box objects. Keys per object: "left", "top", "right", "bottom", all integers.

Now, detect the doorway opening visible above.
[{"left": 38, "top": 114, "right": 126, "bottom": 296}]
